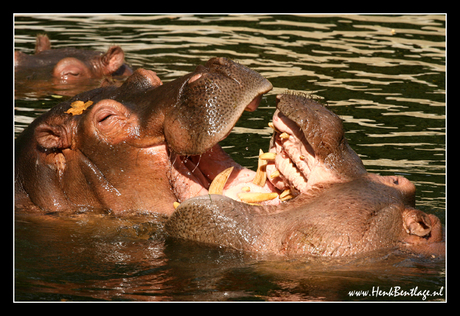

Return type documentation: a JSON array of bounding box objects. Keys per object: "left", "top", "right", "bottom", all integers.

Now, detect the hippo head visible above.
[
  {"left": 15, "top": 34, "right": 133, "bottom": 84},
  {"left": 15, "top": 57, "right": 273, "bottom": 215},
  {"left": 166, "top": 93, "right": 444, "bottom": 257},
  {"left": 50, "top": 46, "right": 132, "bottom": 81},
  {"left": 155, "top": 57, "right": 273, "bottom": 155}
]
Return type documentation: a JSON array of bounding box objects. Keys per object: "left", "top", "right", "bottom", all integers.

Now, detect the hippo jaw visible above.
[
  {"left": 163, "top": 57, "right": 273, "bottom": 156},
  {"left": 265, "top": 94, "right": 367, "bottom": 194},
  {"left": 166, "top": 93, "right": 445, "bottom": 257},
  {"left": 168, "top": 93, "right": 367, "bottom": 206}
]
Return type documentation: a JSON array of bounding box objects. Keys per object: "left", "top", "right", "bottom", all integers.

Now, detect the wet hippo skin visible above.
[
  {"left": 165, "top": 94, "right": 445, "bottom": 257},
  {"left": 14, "top": 54, "right": 444, "bottom": 258},
  {"left": 15, "top": 57, "right": 273, "bottom": 216},
  {"left": 15, "top": 34, "right": 133, "bottom": 97}
]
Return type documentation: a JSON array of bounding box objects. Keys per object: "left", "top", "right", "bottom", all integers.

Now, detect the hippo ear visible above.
[
  {"left": 100, "top": 46, "right": 125, "bottom": 76},
  {"left": 402, "top": 208, "right": 432, "bottom": 237},
  {"left": 35, "top": 34, "right": 51, "bottom": 54},
  {"left": 35, "top": 122, "right": 72, "bottom": 150}
]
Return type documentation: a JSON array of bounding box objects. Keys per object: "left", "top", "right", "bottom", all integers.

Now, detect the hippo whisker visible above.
[{"left": 190, "top": 155, "right": 202, "bottom": 174}]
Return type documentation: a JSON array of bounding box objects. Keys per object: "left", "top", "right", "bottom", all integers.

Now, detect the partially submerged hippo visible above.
[
  {"left": 15, "top": 57, "right": 273, "bottom": 216},
  {"left": 165, "top": 93, "right": 445, "bottom": 257},
  {"left": 15, "top": 34, "right": 132, "bottom": 98},
  {"left": 15, "top": 55, "right": 444, "bottom": 257}
]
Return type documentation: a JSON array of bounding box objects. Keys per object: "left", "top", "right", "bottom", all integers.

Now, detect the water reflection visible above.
[
  {"left": 15, "top": 213, "right": 445, "bottom": 301},
  {"left": 14, "top": 14, "right": 445, "bottom": 301}
]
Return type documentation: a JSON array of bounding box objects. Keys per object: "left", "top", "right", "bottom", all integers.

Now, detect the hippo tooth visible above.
[
  {"left": 253, "top": 149, "right": 267, "bottom": 187},
  {"left": 270, "top": 170, "right": 280, "bottom": 179},
  {"left": 208, "top": 166, "right": 234, "bottom": 195},
  {"left": 268, "top": 122, "right": 281, "bottom": 133},
  {"left": 279, "top": 189, "right": 291, "bottom": 199},
  {"left": 237, "top": 192, "right": 278, "bottom": 203},
  {"left": 173, "top": 202, "right": 181, "bottom": 209},
  {"left": 279, "top": 189, "right": 294, "bottom": 201},
  {"left": 259, "top": 152, "right": 277, "bottom": 161},
  {"left": 280, "top": 194, "right": 294, "bottom": 202},
  {"left": 279, "top": 132, "right": 290, "bottom": 140},
  {"left": 299, "top": 155, "right": 305, "bottom": 160}
]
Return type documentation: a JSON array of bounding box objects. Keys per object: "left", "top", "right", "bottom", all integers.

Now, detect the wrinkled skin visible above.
[
  {"left": 165, "top": 94, "right": 445, "bottom": 257},
  {"left": 15, "top": 57, "right": 273, "bottom": 216},
  {"left": 15, "top": 34, "right": 133, "bottom": 98}
]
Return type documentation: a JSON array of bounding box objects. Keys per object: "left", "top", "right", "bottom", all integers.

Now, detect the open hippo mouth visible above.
[
  {"left": 164, "top": 90, "right": 445, "bottom": 258},
  {"left": 167, "top": 92, "right": 361, "bottom": 207}
]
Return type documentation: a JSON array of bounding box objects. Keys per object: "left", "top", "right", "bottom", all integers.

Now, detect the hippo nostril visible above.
[
  {"left": 206, "top": 57, "right": 229, "bottom": 68},
  {"left": 215, "top": 57, "right": 227, "bottom": 65}
]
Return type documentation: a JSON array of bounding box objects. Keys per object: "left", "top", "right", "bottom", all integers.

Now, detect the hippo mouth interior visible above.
[{"left": 167, "top": 94, "right": 317, "bottom": 206}]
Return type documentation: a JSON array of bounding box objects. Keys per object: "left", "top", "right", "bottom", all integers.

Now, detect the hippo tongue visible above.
[
  {"left": 168, "top": 144, "right": 237, "bottom": 202},
  {"left": 168, "top": 143, "right": 280, "bottom": 205}
]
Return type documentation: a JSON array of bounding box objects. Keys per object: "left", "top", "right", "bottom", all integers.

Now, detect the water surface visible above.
[{"left": 14, "top": 14, "right": 445, "bottom": 301}]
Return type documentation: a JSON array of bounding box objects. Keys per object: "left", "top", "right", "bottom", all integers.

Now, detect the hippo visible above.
[
  {"left": 15, "top": 57, "right": 273, "bottom": 216},
  {"left": 15, "top": 34, "right": 133, "bottom": 98},
  {"left": 165, "top": 93, "right": 445, "bottom": 257},
  {"left": 15, "top": 55, "right": 444, "bottom": 257}
]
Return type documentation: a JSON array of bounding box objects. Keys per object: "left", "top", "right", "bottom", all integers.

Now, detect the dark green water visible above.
[{"left": 14, "top": 14, "right": 445, "bottom": 301}]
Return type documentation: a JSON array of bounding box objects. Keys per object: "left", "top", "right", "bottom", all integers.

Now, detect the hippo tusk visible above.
[
  {"left": 253, "top": 149, "right": 267, "bottom": 187},
  {"left": 237, "top": 192, "right": 279, "bottom": 203},
  {"left": 279, "top": 132, "right": 290, "bottom": 140},
  {"left": 173, "top": 202, "right": 181, "bottom": 209},
  {"left": 208, "top": 166, "right": 234, "bottom": 195},
  {"left": 259, "top": 152, "right": 277, "bottom": 161}
]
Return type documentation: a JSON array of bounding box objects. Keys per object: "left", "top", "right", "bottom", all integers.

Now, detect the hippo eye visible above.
[
  {"left": 91, "top": 100, "right": 132, "bottom": 143},
  {"left": 95, "top": 108, "right": 117, "bottom": 125},
  {"left": 97, "top": 113, "right": 113, "bottom": 123},
  {"left": 64, "top": 71, "right": 80, "bottom": 77}
]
